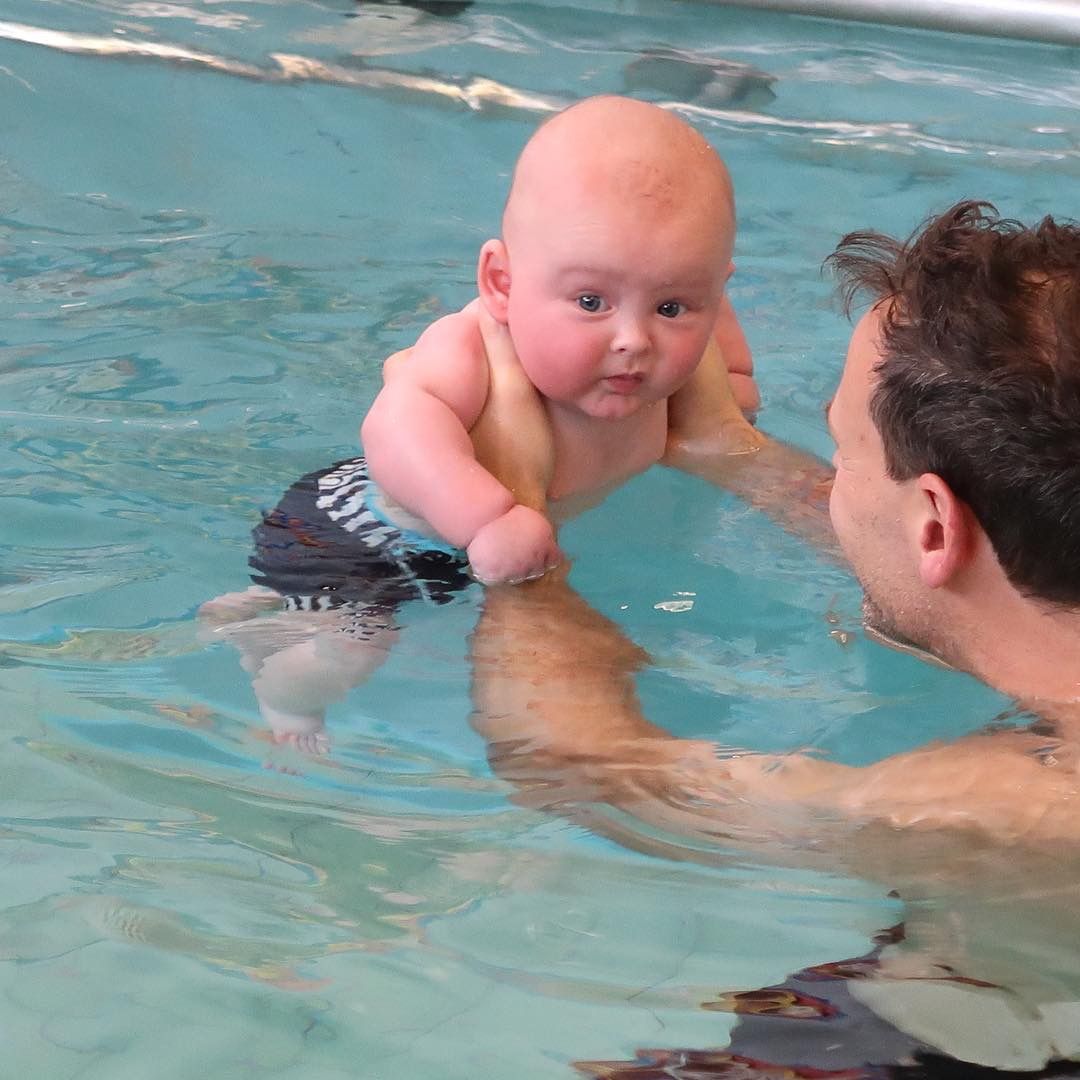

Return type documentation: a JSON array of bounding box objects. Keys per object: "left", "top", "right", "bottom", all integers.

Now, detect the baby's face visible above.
[{"left": 504, "top": 193, "right": 732, "bottom": 422}]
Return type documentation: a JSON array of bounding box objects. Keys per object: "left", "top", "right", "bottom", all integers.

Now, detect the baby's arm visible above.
[
  {"left": 465, "top": 505, "right": 561, "bottom": 585},
  {"left": 363, "top": 310, "right": 510, "bottom": 546},
  {"left": 362, "top": 308, "right": 560, "bottom": 583}
]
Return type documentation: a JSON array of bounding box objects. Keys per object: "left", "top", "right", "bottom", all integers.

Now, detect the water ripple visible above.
[{"left": 2, "top": 18, "right": 1077, "bottom": 165}]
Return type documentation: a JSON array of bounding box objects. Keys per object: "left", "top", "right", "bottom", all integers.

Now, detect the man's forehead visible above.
[
  {"left": 851, "top": 303, "right": 887, "bottom": 352},
  {"left": 829, "top": 306, "right": 887, "bottom": 436},
  {"left": 844, "top": 306, "right": 888, "bottom": 384}
]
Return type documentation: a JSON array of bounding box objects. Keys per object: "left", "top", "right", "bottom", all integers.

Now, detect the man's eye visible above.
[
  {"left": 577, "top": 294, "right": 604, "bottom": 313},
  {"left": 657, "top": 301, "right": 684, "bottom": 318}
]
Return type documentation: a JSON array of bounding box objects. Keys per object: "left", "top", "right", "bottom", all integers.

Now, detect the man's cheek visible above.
[{"left": 827, "top": 481, "right": 853, "bottom": 545}]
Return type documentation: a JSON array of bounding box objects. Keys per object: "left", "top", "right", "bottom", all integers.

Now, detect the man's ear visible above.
[
  {"left": 915, "top": 473, "right": 974, "bottom": 589},
  {"left": 477, "top": 239, "right": 511, "bottom": 324}
]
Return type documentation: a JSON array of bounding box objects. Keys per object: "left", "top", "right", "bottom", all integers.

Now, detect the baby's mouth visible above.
[{"left": 603, "top": 373, "right": 644, "bottom": 394}]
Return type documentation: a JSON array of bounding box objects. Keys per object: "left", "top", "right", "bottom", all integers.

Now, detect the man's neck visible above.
[{"left": 963, "top": 594, "right": 1080, "bottom": 710}]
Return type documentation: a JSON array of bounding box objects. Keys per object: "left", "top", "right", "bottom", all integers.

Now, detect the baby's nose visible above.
[{"left": 611, "top": 315, "right": 650, "bottom": 355}]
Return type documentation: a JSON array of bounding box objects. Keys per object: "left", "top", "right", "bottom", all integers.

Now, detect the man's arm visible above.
[
  {"left": 711, "top": 293, "right": 759, "bottom": 418},
  {"left": 471, "top": 571, "right": 1080, "bottom": 850},
  {"left": 664, "top": 335, "right": 838, "bottom": 557},
  {"left": 470, "top": 568, "right": 776, "bottom": 857}
]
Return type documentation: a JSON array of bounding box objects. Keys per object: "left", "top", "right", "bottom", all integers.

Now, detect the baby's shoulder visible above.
[
  {"left": 382, "top": 300, "right": 490, "bottom": 423},
  {"left": 412, "top": 300, "right": 487, "bottom": 370}
]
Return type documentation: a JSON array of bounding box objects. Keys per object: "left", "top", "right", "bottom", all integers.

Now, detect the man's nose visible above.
[{"left": 611, "top": 313, "right": 650, "bottom": 355}]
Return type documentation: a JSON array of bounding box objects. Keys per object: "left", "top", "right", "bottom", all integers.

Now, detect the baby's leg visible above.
[
  {"left": 203, "top": 607, "right": 396, "bottom": 753},
  {"left": 198, "top": 585, "right": 285, "bottom": 623},
  {"left": 252, "top": 614, "right": 397, "bottom": 752},
  {"left": 210, "top": 457, "right": 471, "bottom": 751}
]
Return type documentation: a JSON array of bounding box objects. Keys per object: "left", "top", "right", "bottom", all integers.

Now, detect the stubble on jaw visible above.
[{"left": 859, "top": 592, "right": 963, "bottom": 672}]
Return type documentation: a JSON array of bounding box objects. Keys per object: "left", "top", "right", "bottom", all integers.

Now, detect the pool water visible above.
[{"left": 3, "top": 2, "right": 1080, "bottom": 1076}]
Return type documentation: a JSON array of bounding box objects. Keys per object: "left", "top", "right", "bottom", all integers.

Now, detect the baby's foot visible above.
[
  {"left": 262, "top": 706, "right": 330, "bottom": 756},
  {"left": 273, "top": 730, "right": 331, "bottom": 756}
]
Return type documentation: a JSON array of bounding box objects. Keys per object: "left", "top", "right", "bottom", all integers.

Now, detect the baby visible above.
[{"left": 209, "top": 95, "right": 762, "bottom": 748}]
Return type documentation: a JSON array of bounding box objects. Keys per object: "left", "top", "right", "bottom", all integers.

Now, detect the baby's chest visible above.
[{"left": 548, "top": 414, "right": 667, "bottom": 509}]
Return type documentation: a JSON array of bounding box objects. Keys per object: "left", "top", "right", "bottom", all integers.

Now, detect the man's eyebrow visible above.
[{"left": 823, "top": 397, "right": 836, "bottom": 437}]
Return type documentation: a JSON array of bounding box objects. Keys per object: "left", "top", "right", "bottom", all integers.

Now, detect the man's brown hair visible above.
[{"left": 827, "top": 200, "right": 1080, "bottom": 606}]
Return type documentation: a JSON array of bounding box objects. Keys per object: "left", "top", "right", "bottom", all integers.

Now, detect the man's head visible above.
[
  {"left": 478, "top": 96, "right": 736, "bottom": 421},
  {"left": 825, "top": 201, "right": 1080, "bottom": 654}
]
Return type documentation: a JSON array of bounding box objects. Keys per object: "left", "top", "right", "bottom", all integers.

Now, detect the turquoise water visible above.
[{"left": 3, "top": 2, "right": 1080, "bottom": 1075}]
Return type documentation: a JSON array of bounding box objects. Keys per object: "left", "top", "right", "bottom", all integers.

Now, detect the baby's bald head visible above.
[{"left": 503, "top": 96, "right": 735, "bottom": 259}]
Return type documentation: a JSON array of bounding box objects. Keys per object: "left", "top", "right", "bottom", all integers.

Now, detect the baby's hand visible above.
[{"left": 467, "top": 505, "right": 562, "bottom": 585}]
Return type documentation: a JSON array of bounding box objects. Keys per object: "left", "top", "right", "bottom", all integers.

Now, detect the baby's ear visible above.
[{"left": 477, "top": 239, "right": 511, "bottom": 323}]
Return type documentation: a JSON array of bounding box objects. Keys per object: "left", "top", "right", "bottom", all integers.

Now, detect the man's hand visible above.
[
  {"left": 728, "top": 371, "right": 759, "bottom": 419},
  {"left": 665, "top": 336, "right": 767, "bottom": 461},
  {"left": 466, "top": 504, "right": 563, "bottom": 585},
  {"left": 713, "top": 292, "right": 760, "bottom": 419}
]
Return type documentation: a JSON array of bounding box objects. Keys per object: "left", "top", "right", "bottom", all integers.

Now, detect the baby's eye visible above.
[
  {"left": 657, "top": 301, "right": 685, "bottom": 319},
  {"left": 576, "top": 294, "right": 606, "bottom": 313}
]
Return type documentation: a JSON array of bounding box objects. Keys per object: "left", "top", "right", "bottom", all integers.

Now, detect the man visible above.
[
  {"left": 473, "top": 198, "right": 1080, "bottom": 845},
  {"left": 469, "top": 201, "right": 1080, "bottom": 1071}
]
